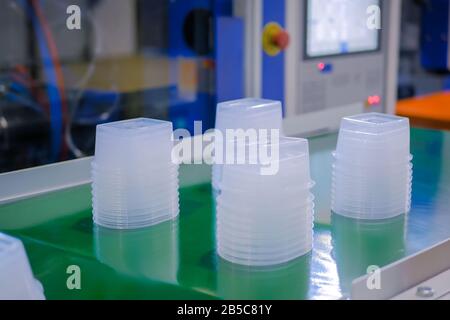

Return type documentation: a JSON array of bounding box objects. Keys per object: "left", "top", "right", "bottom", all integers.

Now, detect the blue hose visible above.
[{"left": 18, "top": 0, "right": 63, "bottom": 161}]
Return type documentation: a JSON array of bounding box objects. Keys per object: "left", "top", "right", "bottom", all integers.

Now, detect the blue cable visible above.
[
  {"left": 3, "top": 91, "right": 43, "bottom": 114},
  {"left": 18, "top": 0, "right": 63, "bottom": 160}
]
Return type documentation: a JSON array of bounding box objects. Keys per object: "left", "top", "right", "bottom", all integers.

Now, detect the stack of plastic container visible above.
[
  {"left": 92, "top": 118, "right": 179, "bottom": 229},
  {"left": 0, "top": 232, "right": 45, "bottom": 300},
  {"left": 216, "top": 137, "right": 315, "bottom": 266},
  {"left": 212, "top": 98, "right": 283, "bottom": 191},
  {"left": 331, "top": 113, "right": 413, "bottom": 220}
]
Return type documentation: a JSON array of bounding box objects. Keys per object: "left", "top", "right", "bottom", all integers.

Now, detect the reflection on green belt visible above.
[
  {"left": 94, "top": 219, "right": 179, "bottom": 284},
  {"left": 95, "top": 207, "right": 311, "bottom": 300},
  {"left": 331, "top": 212, "right": 406, "bottom": 297},
  {"left": 21, "top": 237, "right": 212, "bottom": 299},
  {"left": 217, "top": 254, "right": 311, "bottom": 300}
]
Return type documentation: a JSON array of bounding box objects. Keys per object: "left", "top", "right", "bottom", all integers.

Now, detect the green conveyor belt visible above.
[{"left": 1, "top": 128, "right": 449, "bottom": 299}]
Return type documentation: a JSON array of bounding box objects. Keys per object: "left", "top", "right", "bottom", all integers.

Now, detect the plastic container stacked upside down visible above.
[
  {"left": 212, "top": 98, "right": 283, "bottom": 191},
  {"left": 92, "top": 118, "right": 179, "bottom": 229},
  {"left": 0, "top": 232, "right": 45, "bottom": 300},
  {"left": 331, "top": 113, "right": 413, "bottom": 220},
  {"left": 216, "top": 137, "right": 315, "bottom": 266}
]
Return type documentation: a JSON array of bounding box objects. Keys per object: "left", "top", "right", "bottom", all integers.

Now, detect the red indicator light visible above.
[
  {"left": 367, "top": 95, "right": 381, "bottom": 105},
  {"left": 317, "top": 62, "right": 325, "bottom": 71}
]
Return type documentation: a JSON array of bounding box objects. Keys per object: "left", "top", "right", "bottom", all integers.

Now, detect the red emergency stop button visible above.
[
  {"left": 262, "top": 22, "right": 290, "bottom": 56},
  {"left": 272, "top": 29, "right": 290, "bottom": 50}
]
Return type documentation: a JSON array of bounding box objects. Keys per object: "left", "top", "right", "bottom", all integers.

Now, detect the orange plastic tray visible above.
[{"left": 396, "top": 92, "right": 450, "bottom": 130}]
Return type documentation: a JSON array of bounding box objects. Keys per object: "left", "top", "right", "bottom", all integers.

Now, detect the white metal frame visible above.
[
  {"left": 385, "top": 0, "right": 402, "bottom": 114},
  {"left": 0, "top": 157, "right": 92, "bottom": 205},
  {"left": 234, "top": 0, "right": 263, "bottom": 98},
  {"left": 352, "top": 238, "right": 450, "bottom": 300}
]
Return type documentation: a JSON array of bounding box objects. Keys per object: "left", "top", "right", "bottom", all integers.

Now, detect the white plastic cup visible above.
[
  {"left": 217, "top": 241, "right": 313, "bottom": 267},
  {"left": 92, "top": 118, "right": 179, "bottom": 229},
  {"left": 212, "top": 98, "right": 283, "bottom": 190},
  {"left": 216, "top": 137, "right": 314, "bottom": 266},
  {"left": 332, "top": 113, "right": 413, "bottom": 220},
  {"left": 215, "top": 98, "right": 283, "bottom": 131},
  {"left": 0, "top": 233, "right": 45, "bottom": 300}
]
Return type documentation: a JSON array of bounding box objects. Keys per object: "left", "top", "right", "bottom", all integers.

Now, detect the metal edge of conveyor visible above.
[
  {"left": 351, "top": 238, "right": 450, "bottom": 300},
  {"left": 0, "top": 157, "right": 93, "bottom": 205},
  {"left": 0, "top": 156, "right": 213, "bottom": 205}
]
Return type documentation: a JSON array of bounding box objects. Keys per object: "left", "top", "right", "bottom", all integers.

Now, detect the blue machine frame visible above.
[
  {"left": 421, "top": 0, "right": 450, "bottom": 71},
  {"left": 167, "top": 0, "right": 290, "bottom": 133}
]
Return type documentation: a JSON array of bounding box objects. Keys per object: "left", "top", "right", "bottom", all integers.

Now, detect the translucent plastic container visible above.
[
  {"left": 217, "top": 237, "right": 313, "bottom": 256},
  {"left": 215, "top": 98, "right": 283, "bottom": 131},
  {"left": 216, "top": 136, "right": 314, "bottom": 266},
  {"left": 0, "top": 233, "right": 45, "bottom": 300},
  {"left": 217, "top": 211, "right": 314, "bottom": 234},
  {"left": 330, "top": 204, "right": 410, "bottom": 220},
  {"left": 212, "top": 98, "right": 284, "bottom": 190},
  {"left": 332, "top": 113, "right": 412, "bottom": 220},
  {"left": 217, "top": 241, "right": 313, "bottom": 267},
  {"left": 92, "top": 118, "right": 179, "bottom": 229}
]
